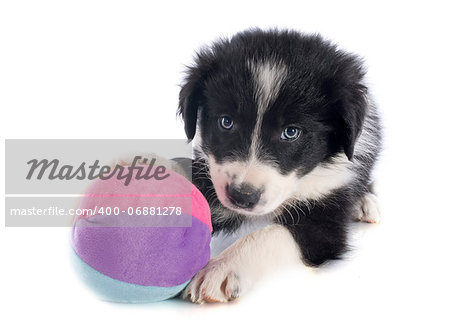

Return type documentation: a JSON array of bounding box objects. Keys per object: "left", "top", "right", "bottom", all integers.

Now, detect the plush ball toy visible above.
[{"left": 71, "top": 162, "right": 211, "bottom": 303}]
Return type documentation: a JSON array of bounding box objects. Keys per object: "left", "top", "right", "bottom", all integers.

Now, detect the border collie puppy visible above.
[{"left": 177, "top": 29, "right": 382, "bottom": 303}]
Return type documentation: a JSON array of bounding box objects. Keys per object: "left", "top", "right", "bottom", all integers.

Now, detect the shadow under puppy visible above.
[{"left": 177, "top": 28, "right": 382, "bottom": 303}]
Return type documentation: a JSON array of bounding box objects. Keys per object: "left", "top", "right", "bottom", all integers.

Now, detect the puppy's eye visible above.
[
  {"left": 219, "top": 116, "right": 234, "bottom": 130},
  {"left": 281, "top": 126, "right": 301, "bottom": 141}
]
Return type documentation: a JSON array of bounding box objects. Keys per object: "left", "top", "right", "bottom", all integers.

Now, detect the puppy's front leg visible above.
[{"left": 182, "top": 224, "right": 301, "bottom": 303}]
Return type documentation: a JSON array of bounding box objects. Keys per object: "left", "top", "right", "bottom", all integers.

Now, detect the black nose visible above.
[{"left": 226, "top": 183, "right": 261, "bottom": 209}]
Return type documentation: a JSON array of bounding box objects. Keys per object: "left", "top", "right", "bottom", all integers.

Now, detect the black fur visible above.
[
  {"left": 278, "top": 188, "right": 355, "bottom": 266},
  {"left": 178, "top": 28, "right": 381, "bottom": 266}
]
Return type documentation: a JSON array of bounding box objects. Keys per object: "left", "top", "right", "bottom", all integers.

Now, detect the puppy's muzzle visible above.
[{"left": 226, "top": 183, "right": 261, "bottom": 209}]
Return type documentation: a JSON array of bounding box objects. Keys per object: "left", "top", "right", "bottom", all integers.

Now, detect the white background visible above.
[{"left": 1, "top": 1, "right": 449, "bottom": 321}]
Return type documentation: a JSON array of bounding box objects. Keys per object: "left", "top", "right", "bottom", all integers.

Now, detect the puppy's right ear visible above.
[{"left": 178, "top": 51, "right": 215, "bottom": 140}]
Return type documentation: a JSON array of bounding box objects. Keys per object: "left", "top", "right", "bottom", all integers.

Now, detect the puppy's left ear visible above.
[
  {"left": 178, "top": 50, "right": 215, "bottom": 140},
  {"left": 329, "top": 56, "right": 368, "bottom": 160},
  {"left": 340, "top": 83, "right": 367, "bottom": 160}
]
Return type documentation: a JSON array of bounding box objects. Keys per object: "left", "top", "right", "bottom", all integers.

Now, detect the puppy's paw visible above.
[
  {"left": 181, "top": 259, "right": 243, "bottom": 304},
  {"left": 354, "top": 192, "right": 381, "bottom": 223}
]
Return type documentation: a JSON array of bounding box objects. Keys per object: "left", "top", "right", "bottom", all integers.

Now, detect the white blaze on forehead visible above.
[
  {"left": 250, "top": 60, "right": 288, "bottom": 111},
  {"left": 248, "top": 60, "right": 288, "bottom": 159}
]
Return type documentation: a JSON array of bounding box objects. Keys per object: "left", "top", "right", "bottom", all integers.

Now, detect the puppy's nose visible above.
[{"left": 226, "top": 183, "right": 261, "bottom": 209}]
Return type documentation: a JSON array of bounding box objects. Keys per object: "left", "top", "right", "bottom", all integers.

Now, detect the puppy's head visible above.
[{"left": 178, "top": 29, "right": 367, "bottom": 216}]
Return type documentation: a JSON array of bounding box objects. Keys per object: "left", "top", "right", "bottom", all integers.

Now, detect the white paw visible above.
[
  {"left": 354, "top": 192, "right": 381, "bottom": 224},
  {"left": 181, "top": 258, "right": 243, "bottom": 304}
]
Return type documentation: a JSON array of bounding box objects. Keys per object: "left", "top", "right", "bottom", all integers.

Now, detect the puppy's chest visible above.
[{"left": 210, "top": 217, "right": 272, "bottom": 257}]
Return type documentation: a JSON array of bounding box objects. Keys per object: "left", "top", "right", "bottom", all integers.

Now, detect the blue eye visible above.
[
  {"left": 219, "top": 116, "right": 234, "bottom": 130},
  {"left": 281, "top": 127, "right": 301, "bottom": 141}
]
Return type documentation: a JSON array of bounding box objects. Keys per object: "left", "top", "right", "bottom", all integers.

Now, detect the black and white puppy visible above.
[{"left": 178, "top": 29, "right": 382, "bottom": 303}]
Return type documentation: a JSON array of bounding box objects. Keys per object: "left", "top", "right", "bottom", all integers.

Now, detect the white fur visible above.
[
  {"left": 209, "top": 155, "right": 297, "bottom": 215},
  {"left": 353, "top": 192, "right": 381, "bottom": 223},
  {"left": 293, "top": 153, "right": 354, "bottom": 201},
  {"left": 210, "top": 216, "right": 272, "bottom": 257},
  {"left": 209, "top": 152, "right": 353, "bottom": 216},
  {"left": 351, "top": 98, "right": 381, "bottom": 179},
  {"left": 353, "top": 100, "right": 379, "bottom": 157},
  {"left": 248, "top": 60, "right": 287, "bottom": 159},
  {"left": 182, "top": 224, "right": 301, "bottom": 303}
]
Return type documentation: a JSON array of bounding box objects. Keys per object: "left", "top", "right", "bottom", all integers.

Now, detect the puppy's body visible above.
[{"left": 178, "top": 29, "right": 382, "bottom": 303}]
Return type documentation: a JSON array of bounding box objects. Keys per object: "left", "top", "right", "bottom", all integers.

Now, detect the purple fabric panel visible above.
[{"left": 72, "top": 216, "right": 210, "bottom": 287}]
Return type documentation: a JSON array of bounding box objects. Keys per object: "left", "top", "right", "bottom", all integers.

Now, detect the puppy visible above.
[{"left": 177, "top": 29, "right": 382, "bottom": 303}]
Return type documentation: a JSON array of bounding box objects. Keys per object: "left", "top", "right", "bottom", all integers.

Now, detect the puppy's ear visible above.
[
  {"left": 339, "top": 83, "right": 367, "bottom": 160},
  {"left": 178, "top": 50, "right": 215, "bottom": 140},
  {"left": 327, "top": 56, "right": 368, "bottom": 160}
]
